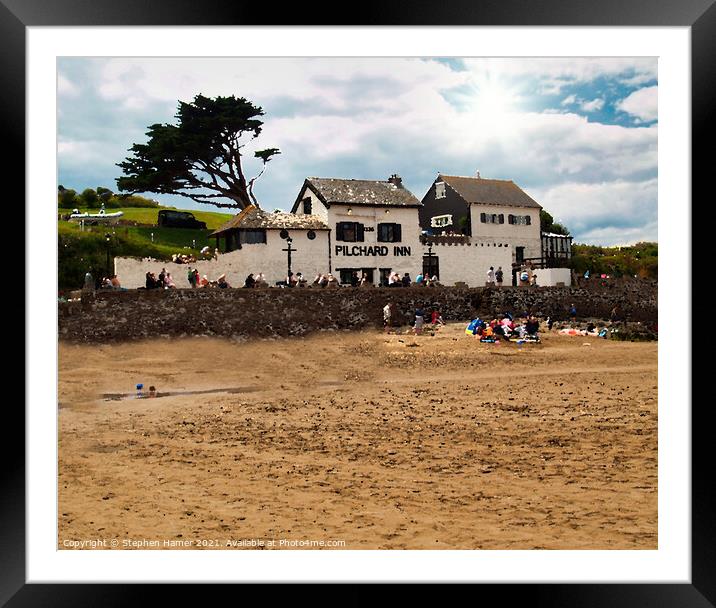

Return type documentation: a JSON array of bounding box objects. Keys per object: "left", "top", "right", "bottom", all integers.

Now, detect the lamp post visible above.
[
  {"left": 282, "top": 235, "right": 296, "bottom": 279},
  {"left": 425, "top": 242, "right": 436, "bottom": 279},
  {"left": 104, "top": 233, "right": 111, "bottom": 279}
]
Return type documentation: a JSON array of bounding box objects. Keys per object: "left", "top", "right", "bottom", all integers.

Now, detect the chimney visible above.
[{"left": 388, "top": 174, "right": 403, "bottom": 188}]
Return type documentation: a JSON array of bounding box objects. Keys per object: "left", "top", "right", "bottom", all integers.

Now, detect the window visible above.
[
  {"left": 508, "top": 214, "right": 532, "bottom": 225},
  {"left": 303, "top": 198, "right": 312, "bottom": 215},
  {"left": 239, "top": 229, "right": 267, "bottom": 244},
  {"left": 435, "top": 181, "right": 446, "bottom": 199},
  {"left": 377, "top": 223, "right": 402, "bottom": 242},
  {"left": 336, "top": 221, "right": 365, "bottom": 242},
  {"left": 431, "top": 214, "right": 452, "bottom": 228},
  {"left": 480, "top": 213, "right": 504, "bottom": 224}
]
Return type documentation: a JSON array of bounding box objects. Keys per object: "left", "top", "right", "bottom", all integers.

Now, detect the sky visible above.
[{"left": 57, "top": 57, "right": 657, "bottom": 246}]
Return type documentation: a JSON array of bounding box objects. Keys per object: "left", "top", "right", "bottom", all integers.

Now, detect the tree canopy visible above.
[
  {"left": 540, "top": 209, "right": 570, "bottom": 235},
  {"left": 116, "top": 94, "right": 280, "bottom": 210}
]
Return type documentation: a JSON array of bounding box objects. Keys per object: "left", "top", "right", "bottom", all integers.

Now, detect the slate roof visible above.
[
  {"left": 438, "top": 174, "right": 542, "bottom": 209},
  {"left": 298, "top": 177, "right": 422, "bottom": 209},
  {"left": 210, "top": 205, "right": 329, "bottom": 237}
]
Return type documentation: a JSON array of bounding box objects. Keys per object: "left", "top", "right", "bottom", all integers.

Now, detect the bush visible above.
[
  {"left": 80, "top": 188, "right": 98, "bottom": 205},
  {"left": 58, "top": 188, "right": 80, "bottom": 209}
]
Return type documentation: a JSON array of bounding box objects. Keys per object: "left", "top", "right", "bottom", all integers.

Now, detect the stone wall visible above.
[{"left": 58, "top": 279, "right": 657, "bottom": 343}]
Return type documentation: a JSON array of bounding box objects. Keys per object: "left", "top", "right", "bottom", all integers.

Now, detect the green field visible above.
[{"left": 58, "top": 205, "right": 234, "bottom": 230}]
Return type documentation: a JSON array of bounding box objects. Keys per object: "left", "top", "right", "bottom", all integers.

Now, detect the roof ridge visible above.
[{"left": 440, "top": 174, "right": 514, "bottom": 183}]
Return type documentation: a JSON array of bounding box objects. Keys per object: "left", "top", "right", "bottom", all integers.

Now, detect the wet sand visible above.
[{"left": 58, "top": 324, "right": 657, "bottom": 549}]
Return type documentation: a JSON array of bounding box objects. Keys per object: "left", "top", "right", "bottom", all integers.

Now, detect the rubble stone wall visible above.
[{"left": 59, "top": 279, "right": 657, "bottom": 343}]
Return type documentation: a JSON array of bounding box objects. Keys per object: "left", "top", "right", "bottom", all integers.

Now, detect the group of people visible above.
[
  {"left": 383, "top": 302, "right": 445, "bottom": 334},
  {"left": 96, "top": 274, "right": 123, "bottom": 290},
  {"left": 242, "top": 273, "right": 270, "bottom": 288},
  {"left": 386, "top": 272, "right": 441, "bottom": 288},
  {"left": 466, "top": 313, "right": 541, "bottom": 343},
  {"left": 145, "top": 268, "right": 177, "bottom": 289}
]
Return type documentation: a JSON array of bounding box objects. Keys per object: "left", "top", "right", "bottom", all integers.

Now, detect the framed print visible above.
[{"left": 8, "top": 0, "right": 707, "bottom": 603}]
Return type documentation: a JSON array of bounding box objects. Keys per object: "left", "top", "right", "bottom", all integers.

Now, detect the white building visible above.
[{"left": 114, "top": 173, "right": 568, "bottom": 288}]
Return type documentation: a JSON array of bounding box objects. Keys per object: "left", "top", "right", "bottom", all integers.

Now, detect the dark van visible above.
[{"left": 157, "top": 209, "right": 207, "bottom": 229}]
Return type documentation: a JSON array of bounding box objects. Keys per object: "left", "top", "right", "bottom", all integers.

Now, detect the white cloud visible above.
[
  {"left": 580, "top": 98, "right": 605, "bottom": 112},
  {"left": 616, "top": 86, "right": 658, "bottom": 122},
  {"left": 58, "top": 57, "right": 658, "bottom": 245},
  {"left": 58, "top": 73, "right": 79, "bottom": 97}
]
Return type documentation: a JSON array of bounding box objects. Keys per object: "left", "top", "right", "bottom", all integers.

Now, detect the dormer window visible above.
[
  {"left": 303, "top": 197, "right": 312, "bottom": 215},
  {"left": 435, "top": 181, "right": 446, "bottom": 199}
]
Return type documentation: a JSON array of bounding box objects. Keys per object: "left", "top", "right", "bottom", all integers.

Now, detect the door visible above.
[{"left": 423, "top": 255, "right": 439, "bottom": 280}]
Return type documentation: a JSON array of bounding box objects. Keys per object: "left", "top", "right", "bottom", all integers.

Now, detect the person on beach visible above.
[
  {"left": 495, "top": 266, "right": 504, "bottom": 287},
  {"left": 569, "top": 303, "right": 577, "bottom": 322},
  {"left": 486, "top": 266, "right": 495, "bottom": 286},
  {"left": 402, "top": 273, "right": 412, "bottom": 287},
  {"left": 217, "top": 274, "right": 230, "bottom": 289},
  {"left": 414, "top": 307, "right": 425, "bottom": 335},
  {"left": 431, "top": 309, "right": 444, "bottom": 326},
  {"left": 244, "top": 273, "right": 256, "bottom": 288},
  {"left": 383, "top": 303, "right": 393, "bottom": 332}
]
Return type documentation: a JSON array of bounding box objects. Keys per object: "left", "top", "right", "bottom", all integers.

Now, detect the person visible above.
[
  {"left": 531, "top": 272, "right": 538, "bottom": 286},
  {"left": 584, "top": 270, "right": 590, "bottom": 280},
  {"left": 286, "top": 272, "right": 297, "bottom": 288},
  {"left": 383, "top": 303, "right": 392, "bottom": 332},
  {"left": 158, "top": 267, "right": 166, "bottom": 286},
  {"left": 547, "top": 316, "right": 554, "bottom": 331},
  {"left": 486, "top": 266, "right": 495, "bottom": 286},
  {"left": 430, "top": 275, "right": 441, "bottom": 287},
  {"left": 350, "top": 271, "right": 359, "bottom": 287},
  {"left": 495, "top": 266, "right": 504, "bottom": 287},
  {"left": 388, "top": 272, "right": 398, "bottom": 287},
  {"left": 217, "top": 274, "right": 230, "bottom": 288},
  {"left": 415, "top": 272, "right": 424, "bottom": 286},
  {"left": 145, "top": 272, "right": 157, "bottom": 289},
  {"left": 110, "top": 274, "right": 121, "bottom": 289},
  {"left": 296, "top": 272, "right": 307, "bottom": 287},
  {"left": 569, "top": 303, "right": 577, "bottom": 322},
  {"left": 164, "top": 273, "right": 176, "bottom": 288},
  {"left": 193, "top": 269, "right": 201, "bottom": 287},
  {"left": 326, "top": 274, "right": 340, "bottom": 288},
  {"left": 255, "top": 273, "right": 268, "bottom": 288},
  {"left": 83, "top": 271, "right": 94, "bottom": 291},
  {"left": 199, "top": 274, "right": 210, "bottom": 288},
  {"left": 414, "top": 307, "right": 425, "bottom": 335},
  {"left": 319, "top": 274, "right": 329, "bottom": 288},
  {"left": 431, "top": 309, "right": 445, "bottom": 326},
  {"left": 525, "top": 315, "right": 540, "bottom": 337},
  {"left": 244, "top": 273, "right": 256, "bottom": 288},
  {"left": 402, "top": 273, "right": 411, "bottom": 287},
  {"left": 610, "top": 306, "right": 620, "bottom": 324},
  {"left": 187, "top": 267, "right": 196, "bottom": 288}
]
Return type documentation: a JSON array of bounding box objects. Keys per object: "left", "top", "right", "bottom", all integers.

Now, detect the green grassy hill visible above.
[{"left": 58, "top": 205, "right": 234, "bottom": 290}]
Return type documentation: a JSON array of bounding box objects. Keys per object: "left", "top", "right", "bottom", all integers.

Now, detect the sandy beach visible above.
[{"left": 58, "top": 324, "right": 657, "bottom": 549}]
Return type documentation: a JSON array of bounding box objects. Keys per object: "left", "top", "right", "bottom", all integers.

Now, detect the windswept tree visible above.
[{"left": 116, "top": 94, "right": 280, "bottom": 210}]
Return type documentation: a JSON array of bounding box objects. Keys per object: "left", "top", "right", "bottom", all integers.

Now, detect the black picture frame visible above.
[{"left": 8, "top": 0, "right": 705, "bottom": 603}]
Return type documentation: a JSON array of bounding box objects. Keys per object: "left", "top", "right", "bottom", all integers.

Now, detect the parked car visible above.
[{"left": 157, "top": 209, "right": 207, "bottom": 229}]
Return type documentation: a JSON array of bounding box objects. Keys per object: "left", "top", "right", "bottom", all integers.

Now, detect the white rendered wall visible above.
[
  {"left": 327, "top": 205, "right": 424, "bottom": 280},
  {"left": 531, "top": 267, "right": 572, "bottom": 287},
  {"left": 114, "top": 229, "right": 331, "bottom": 288},
  {"left": 469, "top": 204, "right": 542, "bottom": 261},
  {"left": 425, "top": 240, "right": 513, "bottom": 287}
]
